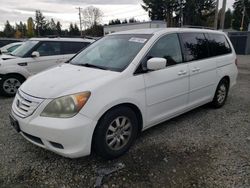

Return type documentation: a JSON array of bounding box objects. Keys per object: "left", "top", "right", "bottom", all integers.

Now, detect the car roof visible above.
[
  {"left": 110, "top": 28, "right": 225, "bottom": 36},
  {"left": 29, "top": 37, "right": 95, "bottom": 43},
  {"left": 0, "top": 42, "right": 23, "bottom": 49}
]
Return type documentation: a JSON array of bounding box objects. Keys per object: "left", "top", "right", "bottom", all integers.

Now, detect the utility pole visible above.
[
  {"left": 214, "top": 0, "right": 219, "bottom": 29},
  {"left": 177, "top": 0, "right": 183, "bottom": 27},
  {"left": 220, "top": 0, "right": 227, "bottom": 30},
  {"left": 76, "top": 7, "right": 83, "bottom": 37},
  {"left": 240, "top": 6, "right": 246, "bottom": 31}
]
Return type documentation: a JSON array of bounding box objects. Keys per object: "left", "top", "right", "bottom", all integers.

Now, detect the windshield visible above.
[
  {"left": 11, "top": 40, "right": 38, "bottom": 57},
  {"left": 70, "top": 34, "right": 152, "bottom": 72}
]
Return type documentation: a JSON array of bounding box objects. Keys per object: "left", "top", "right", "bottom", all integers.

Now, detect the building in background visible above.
[{"left": 104, "top": 21, "right": 167, "bottom": 35}]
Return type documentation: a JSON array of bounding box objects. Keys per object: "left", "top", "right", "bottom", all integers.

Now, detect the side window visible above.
[
  {"left": 8, "top": 45, "right": 20, "bottom": 52},
  {"left": 62, "top": 42, "right": 90, "bottom": 54},
  {"left": 180, "top": 33, "right": 209, "bottom": 62},
  {"left": 35, "top": 42, "right": 61, "bottom": 56},
  {"left": 147, "top": 33, "right": 182, "bottom": 66},
  {"left": 208, "top": 34, "right": 232, "bottom": 56}
]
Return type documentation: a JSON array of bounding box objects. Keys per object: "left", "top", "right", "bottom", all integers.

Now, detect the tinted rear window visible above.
[
  {"left": 180, "top": 33, "right": 209, "bottom": 62},
  {"left": 62, "top": 42, "right": 90, "bottom": 54},
  {"left": 207, "top": 34, "right": 232, "bottom": 56}
]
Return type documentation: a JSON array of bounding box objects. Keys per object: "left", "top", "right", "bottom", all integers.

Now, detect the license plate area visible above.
[{"left": 9, "top": 114, "right": 20, "bottom": 132}]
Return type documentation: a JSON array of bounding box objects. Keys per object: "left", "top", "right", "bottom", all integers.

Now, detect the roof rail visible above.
[{"left": 182, "top": 25, "right": 215, "bottom": 30}]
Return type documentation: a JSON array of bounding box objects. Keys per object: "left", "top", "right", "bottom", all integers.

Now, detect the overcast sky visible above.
[{"left": 0, "top": 0, "right": 235, "bottom": 30}]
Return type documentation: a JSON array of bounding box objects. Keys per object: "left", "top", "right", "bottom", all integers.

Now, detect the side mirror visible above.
[
  {"left": 0, "top": 49, "right": 8, "bottom": 54},
  {"left": 31, "top": 51, "right": 40, "bottom": 58},
  {"left": 147, "top": 57, "right": 167, "bottom": 71}
]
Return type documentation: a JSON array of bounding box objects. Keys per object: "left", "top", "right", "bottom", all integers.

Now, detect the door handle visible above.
[
  {"left": 192, "top": 67, "right": 200, "bottom": 72},
  {"left": 178, "top": 70, "right": 187, "bottom": 76},
  {"left": 18, "top": 62, "right": 27, "bottom": 66}
]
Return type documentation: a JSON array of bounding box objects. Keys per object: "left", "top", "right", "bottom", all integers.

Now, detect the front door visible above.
[
  {"left": 143, "top": 33, "right": 189, "bottom": 126},
  {"left": 26, "top": 41, "right": 63, "bottom": 74}
]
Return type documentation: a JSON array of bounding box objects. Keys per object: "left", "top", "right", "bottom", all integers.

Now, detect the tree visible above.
[
  {"left": 122, "top": 19, "right": 128, "bottom": 24},
  {"left": 15, "top": 21, "right": 27, "bottom": 38},
  {"left": 35, "top": 10, "right": 48, "bottom": 36},
  {"left": 3, "top": 21, "right": 15, "bottom": 37},
  {"left": 142, "top": 0, "right": 216, "bottom": 27},
  {"left": 69, "top": 23, "right": 80, "bottom": 36},
  {"left": 27, "top": 17, "right": 35, "bottom": 37},
  {"left": 224, "top": 9, "right": 233, "bottom": 29},
  {"left": 56, "top": 21, "right": 62, "bottom": 35},
  {"left": 142, "top": 0, "right": 176, "bottom": 26},
  {"left": 14, "top": 30, "right": 22, "bottom": 38},
  {"left": 232, "top": 0, "right": 250, "bottom": 31},
  {"left": 109, "top": 19, "right": 122, "bottom": 25},
  {"left": 49, "top": 18, "right": 57, "bottom": 35},
  {"left": 85, "top": 24, "right": 104, "bottom": 37},
  {"left": 82, "top": 6, "right": 103, "bottom": 28},
  {"left": 182, "top": 0, "right": 216, "bottom": 27},
  {"left": 129, "top": 18, "right": 138, "bottom": 23}
]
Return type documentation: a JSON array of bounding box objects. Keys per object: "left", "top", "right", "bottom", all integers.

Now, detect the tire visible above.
[
  {"left": 211, "top": 78, "right": 229, "bottom": 108},
  {"left": 93, "top": 106, "right": 139, "bottom": 159},
  {"left": 0, "top": 75, "right": 25, "bottom": 97}
]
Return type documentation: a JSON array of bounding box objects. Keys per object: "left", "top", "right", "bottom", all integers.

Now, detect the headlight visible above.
[{"left": 41, "top": 92, "right": 91, "bottom": 118}]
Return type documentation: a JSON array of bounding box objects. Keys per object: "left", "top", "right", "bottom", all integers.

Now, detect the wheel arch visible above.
[
  {"left": 2, "top": 73, "right": 26, "bottom": 81},
  {"left": 220, "top": 75, "right": 230, "bottom": 88},
  {"left": 91, "top": 102, "right": 143, "bottom": 151}
]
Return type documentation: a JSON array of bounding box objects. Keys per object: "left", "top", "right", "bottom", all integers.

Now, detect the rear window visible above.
[
  {"left": 180, "top": 33, "right": 209, "bottom": 62},
  {"left": 62, "top": 42, "right": 90, "bottom": 54},
  {"left": 207, "top": 33, "right": 232, "bottom": 56}
]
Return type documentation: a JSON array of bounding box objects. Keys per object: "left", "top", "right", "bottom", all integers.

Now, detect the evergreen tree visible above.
[
  {"left": 142, "top": 0, "right": 176, "bottom": 26},
  {"left": 224, "top": 9, "right": 233, "bottom": 29},
  {"left": 182, "top": 0, "right": 216, "bottom": 27},
  {"left": 232, "top": 0, "right": 250, "bottom": 31},
  {"left": 27, "top": 17, "right": 35, "bottom": 38},
  {"left": 85, "top": 23, "right": 104, "bottom": 37},
  {"left": 3, "top": 21, "right": 15, "bottom": 37},
  {"left": 35, "top": 10, "right": 48, "bottom": 36},
  {"left": 69, "top": 23, "right": 80, "bottom": 36},
  {"left": 109, "top": 19, "right": 121, "bottom": 25},
  {"left": 56, "top": 21, "right": 62, "bottom": 36}
]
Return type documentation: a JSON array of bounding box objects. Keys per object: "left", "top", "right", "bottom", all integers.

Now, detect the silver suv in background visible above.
[{"left": 0, "top": 37, "right": 94, "bottom": 96}]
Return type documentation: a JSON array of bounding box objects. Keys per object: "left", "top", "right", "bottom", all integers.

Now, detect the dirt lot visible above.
[{"left": 0, "top": 56, "right": 250, "bottom": 188}]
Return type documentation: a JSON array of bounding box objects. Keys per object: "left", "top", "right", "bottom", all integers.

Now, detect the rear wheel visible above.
[
  {"left": 0, "top": 75, "right": 25, "bottom": 97},
  {"left": 211, "top": 79, "right": 229, "bottom": 108},
  {"left": 93, "top": 106, "right": 138, "bottom": 159}
]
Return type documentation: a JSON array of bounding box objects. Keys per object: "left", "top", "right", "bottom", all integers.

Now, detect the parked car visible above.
[
  {"left": 0, "top": 42, "right": 24, "bottom": 54},
  {"left": 10, "top": 28, "right": 238, "bottom": 159},
  {"left": 0, "top": 37, "right": 94, "bottom": 96},
  {"left": 0, "top": 38, "right": 22, "bottom": 48}
]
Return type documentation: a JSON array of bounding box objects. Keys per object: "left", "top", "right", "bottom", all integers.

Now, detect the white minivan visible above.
[
  {"left": 10, "top": 28, "right": 238, "bottom": 159},
  {"left": 0, "top": 38, "right": 94, "bottom": 96}
]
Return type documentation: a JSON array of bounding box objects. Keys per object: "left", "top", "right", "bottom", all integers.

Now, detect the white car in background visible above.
[
  {"left": 0, "top": 37, "right": 94, "bottom": 96},
  {"left": 10, "top": 28, "right": 238, "bottom": 159},
  {"left": 0, "top": 42, "right": 24, "bottom": 55}
]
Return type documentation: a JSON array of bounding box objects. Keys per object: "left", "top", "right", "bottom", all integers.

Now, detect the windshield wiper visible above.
[{"left": 78, "top": 63, "right": 108, "bottom": 70}]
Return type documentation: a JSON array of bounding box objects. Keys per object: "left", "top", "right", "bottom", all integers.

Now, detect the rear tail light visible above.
[{"left": 235, "top": 58, "right": 238, "bottom": 67}]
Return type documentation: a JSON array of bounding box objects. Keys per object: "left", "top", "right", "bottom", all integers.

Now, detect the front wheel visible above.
[
  {"left": 211, "top": 79, "right": 229, "bottom": 108},
  {"left": 93, "top": 106, "right": 139, "bottom": 159},
  {"left": 0, "top": 75, "right": 25, "bottom": 97}
]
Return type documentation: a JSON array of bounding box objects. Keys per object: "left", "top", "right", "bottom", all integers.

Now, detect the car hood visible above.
[
  {"left": 0, "top": 54, "right": 18, "bottom": 61},
  {"left": 20, "top": 64, "right": 119, "bottom": 99}
]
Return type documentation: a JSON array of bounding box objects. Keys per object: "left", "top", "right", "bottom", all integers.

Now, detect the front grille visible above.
[{"left": 12, "top": 90, "right": 44, "bottom": 118}]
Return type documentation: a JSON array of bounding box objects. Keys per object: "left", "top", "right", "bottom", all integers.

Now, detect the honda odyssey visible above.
[{"left": 10, "top": 28, "right": 238, "bottom": 159}]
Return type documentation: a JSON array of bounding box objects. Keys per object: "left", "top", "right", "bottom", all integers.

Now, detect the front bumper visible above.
[{"left": 11, "top": 111, "right": 97, "bottom": 158}]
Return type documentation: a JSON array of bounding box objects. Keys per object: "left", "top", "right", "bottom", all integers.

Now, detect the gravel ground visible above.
[{"left": 0, "top": 55, "right": 250, "bottom": 188}]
